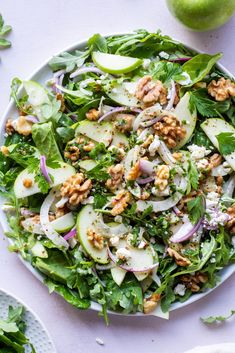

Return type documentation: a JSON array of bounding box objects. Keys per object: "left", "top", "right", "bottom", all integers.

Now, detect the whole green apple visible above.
[{"left": 166, "top": 0, "right": 235, "bottom": 31}]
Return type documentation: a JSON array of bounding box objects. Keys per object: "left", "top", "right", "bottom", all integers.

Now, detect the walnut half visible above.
[
  {"left": 60, "top": 173, "right": 92, "bottom": 206},
  {"left": 208, "top": 77, "right": 235, "bottom": 101}
]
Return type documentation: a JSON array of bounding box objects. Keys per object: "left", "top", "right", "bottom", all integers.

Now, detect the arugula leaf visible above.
[
  {"left": 10, "top": 78, "right": 31, "bottom": 115},
  {"left": 187, "top": 195, "right": 204, "bottom": 224},
  {"left": 88, "top": 33, "right": 107, "bottom": 53},
  {"left": 182, "top": 53, "right": 222, "bottom": 86},
  {"left": 89, "top": 142, "right": 106, "bottom": 159},
  {"left": 202, "top": 310, "right": 235, "bottom": 324},
  {"left": 48, "top": 49, "right": 89, "bottom": 72},
  {"left": 93, "top": 193, "right": 108, "bottom": 209},
  {"left": 187, "top": 160, "right": 199, "bottom": 193},
  {"left": 216, "top": 132, "right": 235, "bottom": 155},
  {"left": 0, "top": 14, "right": 12, "bottom": 49}
]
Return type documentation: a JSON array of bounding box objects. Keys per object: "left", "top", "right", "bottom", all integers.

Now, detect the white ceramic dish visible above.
[
  {"left": 0, "top": 33, "right": 235, "bottom": 317},
  {"left": 183, "top": 343, "right": 235, "bottom": 353},
  {"left": 0, "top": 288, "right": 57, "bottom": 353}
]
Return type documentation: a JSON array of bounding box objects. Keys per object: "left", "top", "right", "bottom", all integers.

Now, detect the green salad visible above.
[
  {"left": 0, "top": 305, "right": 35, "bottom": 352},
  {"left": 1, "top": 30, "right": 235, "bottom": 322}
]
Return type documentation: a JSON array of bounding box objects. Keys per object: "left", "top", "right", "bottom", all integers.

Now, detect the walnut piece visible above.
[
  {"left": 64, "top": 146, "right": 80, "bottom": 162},
  {"left": 226, "top": 206, "right": 235, "bottom": 233},
  {"left": 1, "top": 146, "right": 9, "bottom": 156},
  {"left": 126, "top": 161, "right": 141, "bottom": 181},
  {"left": 115, "top": 113, "right": 134, "bottom": 133},
  {"left": 15, "top": 116, "right": 33, "bottom": 136},
  {"left": 155, "top": 165, "right": 170, "bottom": 191},
  {"left": 111, "top": 190, "right": 131, "bottom": 216},
  {"left": 167, "top": 248, "right": 191, "bottom": 267},
  {"left": 87, "top": 228, "right": 104, "bottom": 250},
  {"left": 23, "top": 178, "right": 33, "bottom": 188},
  {"left": 5, "top": 119, "right": 15, "bottom": 135},
  {"left": 86, "top": 108, "right": 100, "bottom": 121},
  {"left": 208, "top": 77, "right": 235, "bottom": 101},
  {"left": 61, "top": 173, "right": 92, "bottom": 206},
  {"left": 208, "top": 153, "right": 222, "bottom": 170},
  {"left": 143, "top": 293, "right": 161, "bottom": 314},
  {"left": 180, "top": 272, "right": 208, "bottom": 292},
  {"left": 141, "top": 134, "right": 154, "bottom": 148},
  {"left": 153, "top": 113, "right": 186, "bottom": 148},
  {"left": 83, "top": 141, "right": 95, "bottom": 152},
  {"left": 106, "top": 164, "right": 124, "bottom": 191},
  {"left": 135, "top": 75, "right": 167, "bottom": 107}
]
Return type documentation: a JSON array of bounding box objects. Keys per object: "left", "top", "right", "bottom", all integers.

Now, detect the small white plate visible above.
[
  {"left": 183, "top": 343, "right": 235, "bottom": 353},
  {"left": 0, "top": 32, "right": 235, "bottom": 317},
  {"left": 0, "top": 288, "right": 57, "bottom": 353}
]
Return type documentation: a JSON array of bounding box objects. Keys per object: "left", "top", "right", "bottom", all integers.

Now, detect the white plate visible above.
[
  {"left": 0, "top": 33, "right": 235, "bottom": 317},
  {"left": 183, "top": 343, "right": 235, "bottom": 353},
  {"left": 0, "top": 288, "right": 57, "bottom": 353}
]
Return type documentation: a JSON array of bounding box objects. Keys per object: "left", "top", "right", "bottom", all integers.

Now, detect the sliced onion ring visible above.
[
  {"left": 165, "top": 79, "right": 176, "bottom": 111},
  {"left": 64, "top": 227, "right": 77, "bottom": 241},
  {"left": 40, "top": 188, "right": 69, "bottom": 249},
  {"left": 98, "top": 106, "right": 140, "bottom": 123},
  {"left": 70, "top": 66, "right": 104, "bottom": 78},
  {"left": 40, "top": 156, "right": 52, "bottom": 184},
  {"left": 25, "top": 115, "right": 39, "bottom": 124},
  {"left": 170, "top": 215, "right": 203, "bottom": 243},
  {"left": 136, "top": 176, "right": 155, "bottom": 185}
]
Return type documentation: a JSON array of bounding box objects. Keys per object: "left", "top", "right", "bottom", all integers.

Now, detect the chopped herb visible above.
[
  {"left": 216, "top": 132, "right": 235, "bottom": 155},
  {"left": 201, "top": 310, "right": 235, "bottom": 324},
  {"left": 187, "top": 195, "right": 204, "bottom": 224}
]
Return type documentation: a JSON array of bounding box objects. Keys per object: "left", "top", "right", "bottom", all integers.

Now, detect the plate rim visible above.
[
  {"left": 0, "top": 30, "right": 235, "bottom": 317},
  {"left": 0, "top": 287, "right": 57, "bottom": 352}
]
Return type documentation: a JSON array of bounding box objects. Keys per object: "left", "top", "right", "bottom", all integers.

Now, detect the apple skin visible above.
[{"left": 166, "top": 0, "right": 235, "bottom": 31}]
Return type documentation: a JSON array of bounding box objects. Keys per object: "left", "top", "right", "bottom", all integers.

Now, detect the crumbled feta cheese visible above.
[
  {"left": 142, "top": 59, "right": 151, "bottom": 69},
  {"left": 96, "top": 337, "right": 104, "bottom": 346},
  {"left": 109, "top": 236, "right": 120, "bottom": 247},
  {"left": 188, "top": 144, "right": 211, "bottom": 160},
  {"left": 206, "top": 208, "right": 229, "bottom": 228},
  {"left": 174, "top": 284, "right": 186, "bottom": 296},
  {"left": 196, "top": 158, "right": 209, "bottom": 171},
  {"left": 148, "top": 135, "right": 160, "bottom": 156},
  {"left": 116, "top": 247, "right": 131, "bottom": 261},
  {"left": 177, "top": 72, "right": 192, "bottom": 86},
  {"left": 206, "top": 191, "right": 220, "bottom": 208},
  {"left": 81, "top": 196, "right": 94, "bottom": 205},
  {"left": 159, "top": 51, "right": 170, "bottom": 59},
  {"left": 138, "top": 240, "right": 147, "bottom": 249},
  {"left": 152, "top": 186, "right": 171, "bottom": 197}
]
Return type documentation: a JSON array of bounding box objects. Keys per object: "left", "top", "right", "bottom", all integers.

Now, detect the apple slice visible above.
[
  {"left": 14, "top": 163, "right": 75, "bottom": 198},
  {"left": 201, "top": 118, "right": 235, "bottom": 170},
  {"left": 111, "top": 266, "right": 127, "bottom": 286},
  {"left": 174, "top": 92, "right": 197, "bottom": 148},
  {"left": 76, "top": 120, "right": 113, "bottom": 147},
  {"left": 50, "top": 212, "right": 75, "bottom": 233},
  {"left": 23, "top": 80, "right": 49, "bottom": 107},
  {"left": 78, "top": 159, "right": 98, "bottom": 171},
  {"left": 76, "top": 205, "right": 109, "bottom": 264},
  {"left": 92, "top": 52, "right": 142, "bottom": 75},
  {"left": 106, "top": 82, "right": 139, "bottom": 107}
]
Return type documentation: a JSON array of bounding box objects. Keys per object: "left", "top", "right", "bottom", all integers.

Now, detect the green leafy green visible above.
[
  {"left": 202, "top": 310, "right": 235, "bottom": 324},
  {"left": 152, "top": 61, "right": 183, "bottom": 84},
  {"left": 88, "top": 33, "right": 107, "bottom": 53},
  {"left": 182, "top": 53, "right": 222, "bottom": 86},
  {"left": 216, "top": 132, "right": 235, "bottom": 155},
  {"left": 187, "top": 195, "right": 205, "bottom": 224},
  {"left": 48, "top": 49, "right": 89, "bottom": 72},
  {"left": 10, "top": 78, "right": 31, "bottom": 115},
  {"left": 187, "top": 160, "right": 199, "bottom": 193},
  {"left": 0, "top": 14, "right": 12, "bottom": 49},
  {"left": 32, "top": 122, "right": 63, "bottom": 161}
]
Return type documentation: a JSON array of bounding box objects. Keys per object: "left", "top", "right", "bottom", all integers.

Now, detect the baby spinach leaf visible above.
[
  {"left": 182, "top": 53, "right": 222, "bottom": 86},
  {"left": 32, "top": 122, "right": 63, "bottom": 161},
  {"left": 216, "top": 132, "right": 235, "bottom": 155}
]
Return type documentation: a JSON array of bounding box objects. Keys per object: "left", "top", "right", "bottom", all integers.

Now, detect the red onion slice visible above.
[
  {"left": 165, "top": 80, "right": 176, "bottom": 111},
  {"left": 139, "top": 159, "right": 157, "bottom": 174},
  {"left": 133, "top": 105, "right": 162, "bottom": 131},
  {"left": 70, "top": 66, "right": 104, "bottom": 78},
  {"left": 98, "top": 107, "right": 140, "bottom": 123},
  {"left": 64, "top": 227, "right": 77, "bottom": 241},
  {"left": 170, "top": 215, "right": 204, "bottom": 243},
  {"left": 136, "top": 176, "right": 155, "bottom": 185},
  {"left": 40, "top": 156, "right": 52, "bottom": 184},
  {"left": 107, "top": 247, "right": 158, "bottom": 273},
  {"left": 168, "top": 57, "right": 191, "bottom": 62},
  {"left": 140, "top": 116, "right": 162, "bottom": 127},
  {"left": 25, "top": 115, "right": 39, "bottom": 124}
]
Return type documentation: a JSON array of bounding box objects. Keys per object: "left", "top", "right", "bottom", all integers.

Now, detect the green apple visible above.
[
  {"left": 92, "top": 52, "right": 142, "bottom": 74},
  {"left": 166, "top": 0, "right": 235, "bottom": 31}
]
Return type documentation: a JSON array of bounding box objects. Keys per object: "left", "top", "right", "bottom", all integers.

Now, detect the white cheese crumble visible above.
[
  {"left": 196, "top": 158, "right": 209, "bottom": 171},
  {"left": 187, "top": 144, "right": 211, "bottom": 160},
  {"left": 174, "top": 284, "right": 186, "bottom": 296},
  {"left": 96, "top": 337, "right": 104, "bottom": 346},
  {"left": 142, "top": 58, "right": 151, "bottom": 69},
  {"left": 109, "top": 236, "right": 120, "bottom": 247},
  {"left": 116, "top": 247, "right": 131, "bottom": 261},
  {"left": 206, "top": 191, "right": 220, "bottom": 208},
  {"left": 149, "top": 135, "right": 160, "bottom": 156},
  {"left": 206, "top": 208, "right": 229, "bottom": 228}
]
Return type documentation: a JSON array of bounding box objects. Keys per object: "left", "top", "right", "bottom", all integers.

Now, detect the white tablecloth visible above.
[{"left": 0, "top": 1, "right": 235, "bottom": 352}]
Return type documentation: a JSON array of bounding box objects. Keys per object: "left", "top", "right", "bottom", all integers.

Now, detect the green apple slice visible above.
[
  {"left": 76, "top": 205, "right": 109, "bottom": 264},
  {"left": 23, "top": 80, "right": 49, "bottom": 107},
  {"left": 174, "top": 92, "right": 197, "bottom": 148},
  {"left": 78, "top": 159, "right": 98, "bottom": 171},
  {"left": 50, "top": 212, "right": 75, "bottom": 233},
  {"left": 111, "top": 266, "right": 127, "bottom": 286},
  {"left": 76, "top": 120, "right": 113, "bottom": 147},
  {"left": 201, "top": 118, "right": 235, "bottom": 170},
  {"left": 92, "top": 52, "right": 142, "bottom": 74},
  {"left": 31, "top": 241, "right": 48, "bottom": 258},
  {"left": 111, "top": 132, "right": 129, "bottom": 149},
  {"left": 107, "top": 82, "right": 139, "bottom": 107},
  {"left": 14, "top": 162, "right": 75, "bottom": 198}
]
